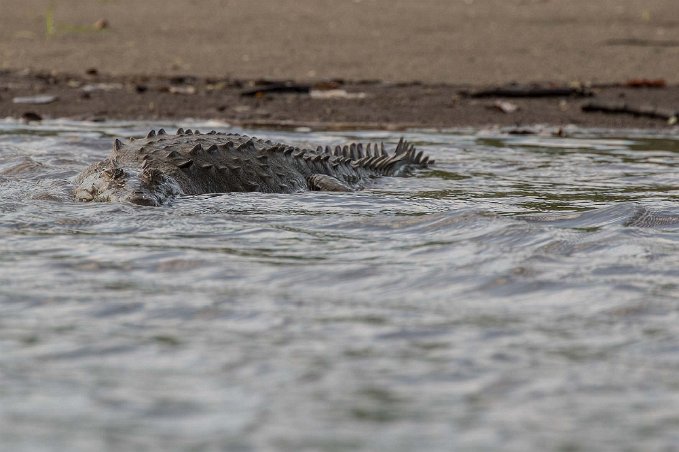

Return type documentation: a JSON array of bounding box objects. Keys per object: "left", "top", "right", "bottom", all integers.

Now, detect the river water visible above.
[{"left": 1, "top": 120, "right": 678, "bottom": 451}]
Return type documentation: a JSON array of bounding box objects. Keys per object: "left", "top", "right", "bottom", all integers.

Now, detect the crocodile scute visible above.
[{"left": 74, "top": 129, "right": 434, "bottom": 205}]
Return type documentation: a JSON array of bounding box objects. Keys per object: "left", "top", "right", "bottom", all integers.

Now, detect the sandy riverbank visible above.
[
  {"left": 1, "top": 0, "right": 678, "bottom": 129},
  {"left": 2, "top": 0, "right": 678, "bottom": 84}
]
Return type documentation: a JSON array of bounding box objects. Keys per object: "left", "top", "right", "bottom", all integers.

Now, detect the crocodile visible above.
[{"left": 74, "top": 128, "right": 433, "bottom": 205}]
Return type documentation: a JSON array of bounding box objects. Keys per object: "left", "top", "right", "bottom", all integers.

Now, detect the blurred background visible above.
[{"left": 1, "top": 0, "right": 678, "bottom": 84}]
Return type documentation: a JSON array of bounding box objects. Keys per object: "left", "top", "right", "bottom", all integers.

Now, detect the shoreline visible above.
[
  {"left": 1, "top": 69, "right": 678, "bottom": 131},
  {"left": 3, "top": 1, "right": 678, "bottom": 86}
]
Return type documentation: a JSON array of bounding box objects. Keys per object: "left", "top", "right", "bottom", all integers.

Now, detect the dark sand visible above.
[
  {"left": 2, "top": 70, "right": 678, "bottom": 130},
  {"left": 1, "top": 0, "right": 678, "bottom": 129}
]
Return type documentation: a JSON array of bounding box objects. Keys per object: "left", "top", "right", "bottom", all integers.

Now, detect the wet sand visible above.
[
  {"left": 1, "top": 0, "right": 678, "bottom": 129},
  {"left": 2, "top": 70, "right": 678, "bottom": 130}
]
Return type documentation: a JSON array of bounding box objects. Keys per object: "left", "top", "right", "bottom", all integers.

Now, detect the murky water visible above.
[{"left": 1, "top": 120, "right": 678, "bottom": 451}]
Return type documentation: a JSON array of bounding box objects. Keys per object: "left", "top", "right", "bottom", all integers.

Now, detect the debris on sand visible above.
[
  {"left": 20, "top": 111, "right": 42, "bottom": 122},
  {"left": 488, "top": 100, "right": 519, "bottom": 113},
  {"left": 12, "top": 95, "right": 57, "bottom": 104},
  {"left": 624, "top": 78, "right": 666, "bottom": 88},
  {"left": 582, "top": 101, "right": 677, "bottom": 124},
  {"left": 81, "top": 83, "right": 123, "bottom": 93},
  {"left": 168, "top": 85, "right": 197, "bottom": 95},
  {"left": 462, "top": 84, "right": 593, "bottom": 98},
  {"left": 310, "top": 89, "right": 367, "bottom": 99},
  {"left": 241, "top": 82, "right": 311, "bottom": 97}
]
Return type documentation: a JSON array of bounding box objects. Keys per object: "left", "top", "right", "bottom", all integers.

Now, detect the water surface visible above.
[{"left": 1, "top": 121, "right": 678, "bottom": 451}]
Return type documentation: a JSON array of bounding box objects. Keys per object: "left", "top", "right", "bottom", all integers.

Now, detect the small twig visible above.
[{"left": 241, "top": 82, "right": 311, "bottom": 97}]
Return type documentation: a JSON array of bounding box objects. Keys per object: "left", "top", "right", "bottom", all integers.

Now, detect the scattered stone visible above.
[{"left": 93, "top": 19, "right": 109, "bottom": 30}]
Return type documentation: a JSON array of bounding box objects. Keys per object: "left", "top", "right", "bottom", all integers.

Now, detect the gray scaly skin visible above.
[{"left": 74, "top": 128, "right": 434, "bottom": 206}]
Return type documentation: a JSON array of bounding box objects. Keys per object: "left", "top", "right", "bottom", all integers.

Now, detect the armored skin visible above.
[{"left": 74, "top": 128, "right": 434, "bottom": 206}]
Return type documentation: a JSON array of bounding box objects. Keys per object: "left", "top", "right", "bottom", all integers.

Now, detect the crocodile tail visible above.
[
  {"left": 325, "top": 137, "right": 434, "bottom": 176},
  {"left": 385, "top": 137, "right": 434, "bottom": 175}
]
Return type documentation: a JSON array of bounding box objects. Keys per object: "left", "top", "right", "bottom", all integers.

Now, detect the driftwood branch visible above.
[
  {"left": 462, "top": 84, "right": 593, "bottom": 98},
  {"left": 582, "top": 101, "right": 677, "bottom": 122}
]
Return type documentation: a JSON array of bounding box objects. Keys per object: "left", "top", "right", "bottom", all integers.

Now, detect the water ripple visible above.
[{"left": 1, "top": 120, "right": 678, "bottom": 451}]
